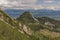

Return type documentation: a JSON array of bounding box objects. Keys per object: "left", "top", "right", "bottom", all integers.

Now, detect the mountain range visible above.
[
  {"left": 0, "top": 9, "right": 60, "bottom": 40},
  {"left": 4, "top": 9, "right": 60, "bottom": 19}
]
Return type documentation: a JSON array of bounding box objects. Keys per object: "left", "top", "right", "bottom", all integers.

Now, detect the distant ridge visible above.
[{"left": 4, "top": 9, "right": 60, "bottom": 19}]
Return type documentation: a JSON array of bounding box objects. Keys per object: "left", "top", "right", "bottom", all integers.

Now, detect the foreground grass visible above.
[{"left": 0, "top": 20, "right": 31, "bottom": 40}]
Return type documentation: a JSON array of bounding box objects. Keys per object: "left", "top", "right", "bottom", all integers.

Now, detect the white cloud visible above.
[
  {"left": 0, "top": 0, "right": 8, "bottom": 4},
  {"left": 19, "top": 0, "right": 37, "bottom": 4},
  {"left": 43, "top": 1, "right": 55, "bottom": 3},
  {"left": 0, "top": 0, "right": 60, "bottom": 10}
]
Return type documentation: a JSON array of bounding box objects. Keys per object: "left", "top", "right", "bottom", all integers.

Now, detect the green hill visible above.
[
  {"left": 0, "top": 19, "right": 32, "bottom": 40},
  {"left": 0, "top": 9, "right": 20, "bottom": 29},
  {"left": 0, "top": 9, "right": 32, "bottom": 40},
  {"left": 17, "top": 12, "right": 60, "bottom": 40},
  {"left": 17, "top": 12, "right": 39, "bottom": 23},
  {"left": 37, "top": 17, "right": 60, "bottom": 32},
  {"left": 17, "top": 12, "right": 43, "bottom": 31},
  {"left": 0, "top": 9, "right": 60, "bottom": 40}
]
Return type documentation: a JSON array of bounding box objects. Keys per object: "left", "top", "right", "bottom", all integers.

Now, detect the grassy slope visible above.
[
  {"left": 0, "top": 20, "right": 31, "bottom": 40},
  {"left": 0, "top": 9, "right": 22, "bottom": 30},
  {"left": 0, "top": 10, "right": 38, "bottom": 40}
]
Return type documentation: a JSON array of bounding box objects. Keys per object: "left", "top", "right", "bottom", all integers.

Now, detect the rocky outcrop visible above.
[{"left": 22, "top": 25, "right": 33, "bottom": 35}]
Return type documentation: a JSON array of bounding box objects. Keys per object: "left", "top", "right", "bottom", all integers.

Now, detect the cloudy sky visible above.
[{"left": 0, "top": 0, "right": 60, "bottom": 10}]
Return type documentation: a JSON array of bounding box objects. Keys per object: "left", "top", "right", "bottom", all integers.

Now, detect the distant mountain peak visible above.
[
  {"left": 19, "top": 12, "right": 32, "bottom": 17},
  {"left": 17, "top": 12, "right": 39, "bottom": 23}
]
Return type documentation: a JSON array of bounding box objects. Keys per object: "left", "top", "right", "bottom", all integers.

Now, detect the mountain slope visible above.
[
  {"left": 1, "top": 9, "right": 60, "bottom": 40},
  {"left": 17, "top": 12, "right": 44, "bottom": 31},
  {"left": 37, "top": 17, "right": 60, "bottom": 32},
  {"left": 0, "top": 9, "right": 35, "bottom": 40},
  {"left": 0, "top": 9, "right": 19, "bottom": 29},
  {"left": 17, "top": 12, "right": 60, "bottom": 40},
  {"left": 0, "top": 19, "right": 32, "bottom": 40},
  {"left": 17, "top": 12, "right": 39, "bottom": 23}
]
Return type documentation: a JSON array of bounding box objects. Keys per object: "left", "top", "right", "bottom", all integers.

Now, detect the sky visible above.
[{"left": 0, "top": 0, "right": 60, "bottom": 10}]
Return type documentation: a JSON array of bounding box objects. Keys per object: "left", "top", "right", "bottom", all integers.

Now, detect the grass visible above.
[{"left": 0, "top": 20, "right": 31, "bottom": 40}]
